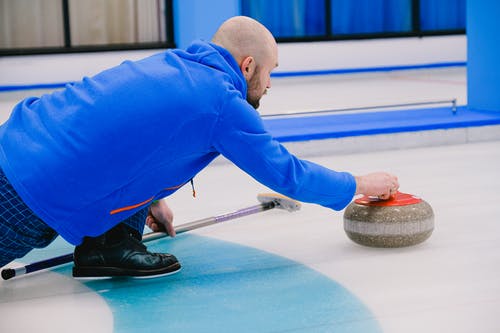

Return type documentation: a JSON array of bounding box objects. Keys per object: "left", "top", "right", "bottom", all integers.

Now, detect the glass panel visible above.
[
  {"left": 68, "top": 0, "right": 166, "bottom": 46},
  {"left": 420, "top": 0, "right": 466, "bottom": 31},
  {"left": 241, "top": 0, "right": 326, "bottom": 38},
  {"left": 0, "top": 0, "right": 64, "bottom": 49},
  {"left": 331, "top": 0, "right": 412, "bottom": 35}
]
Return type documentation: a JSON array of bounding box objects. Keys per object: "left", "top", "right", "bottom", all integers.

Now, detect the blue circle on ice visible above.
[{"left": 71, "top": 234, "right": 382, "bottom": 333}]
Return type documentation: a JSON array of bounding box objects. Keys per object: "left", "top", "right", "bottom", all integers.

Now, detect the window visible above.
[
  {"left": 0, "top": 0, "right": 64, "bottom": 49},
  {"left": 420, "top": 0, "right": 466, "bottom": 31},
  {"left": 0, "top": 0, "right": 174, "bottom": 55},
  {"left": 241, "top": 0, "right": 326, "bottom": 38},
  {"left": 331, "top": 0, "right": 412, "bottom": 35},
  {"left": 241, "top": 0, "right": 465, "bottom": 42}
]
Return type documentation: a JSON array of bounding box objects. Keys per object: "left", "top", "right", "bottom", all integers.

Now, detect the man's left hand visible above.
[{"left": 146, "top": 200, "right": 176, "bottom": 237}]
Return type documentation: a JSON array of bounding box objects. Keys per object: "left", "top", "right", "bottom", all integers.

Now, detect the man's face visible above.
[
  {"left": 246, "top": 49, "right": 278, "bottom": 109},
  {"left": 246, "top": 66, "right": 268, "bottom": 109}
]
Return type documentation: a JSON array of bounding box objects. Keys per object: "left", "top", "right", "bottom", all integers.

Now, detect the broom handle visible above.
[{"left": 1, "top": 201, "right": 275, "bottom": 280}]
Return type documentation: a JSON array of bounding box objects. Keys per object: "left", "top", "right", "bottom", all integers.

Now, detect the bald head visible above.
[
  {"left": 212, "top": 16, "right": 277, "bottom": 68},
  {"left": 212, "top": 16, "right": 278, "bottom": 109}
]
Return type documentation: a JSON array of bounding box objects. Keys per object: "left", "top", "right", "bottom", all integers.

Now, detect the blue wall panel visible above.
[
  {"left": 467, "top": 0, "right": 500, "bottom": 111},
  {"left": 173, "top": 0, "right": 240, "bottom": 49}
]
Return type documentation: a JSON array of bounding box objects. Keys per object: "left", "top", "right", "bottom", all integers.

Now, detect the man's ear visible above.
[{"left": 240, "top": 56, "right": 256, "bottom": 79}]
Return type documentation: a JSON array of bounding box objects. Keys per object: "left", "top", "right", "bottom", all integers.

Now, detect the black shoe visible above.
[{"left": 73, "top": 223, "right": 181, "bottom": 278}]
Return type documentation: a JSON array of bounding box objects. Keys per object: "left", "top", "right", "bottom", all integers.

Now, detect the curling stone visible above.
[{"left": 343, "top": 192, "right": 434, "bottom": 248}]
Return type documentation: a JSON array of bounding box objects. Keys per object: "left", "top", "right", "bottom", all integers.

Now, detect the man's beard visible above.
[
  {"left": 247, "top": 94, "right": 260, "bottom": 109},
  {"left": 246, "top": 72, "right": 262, "bottom": 109}
]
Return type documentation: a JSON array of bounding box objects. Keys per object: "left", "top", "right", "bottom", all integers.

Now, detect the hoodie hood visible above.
[{"left": 175, "top": 40, "right": 247, "bottom": 99}]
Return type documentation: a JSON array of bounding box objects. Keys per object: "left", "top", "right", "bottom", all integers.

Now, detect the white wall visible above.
[
  {"left": 276, "top": 35, "right": 466, "bottom": 72},
  {"left": 0, "top": 35, "right": 466, "bottom": 86}
]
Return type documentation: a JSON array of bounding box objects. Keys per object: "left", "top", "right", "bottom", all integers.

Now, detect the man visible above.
[{"left": 0, "top": 16, "right": 398, "bottom": 277}]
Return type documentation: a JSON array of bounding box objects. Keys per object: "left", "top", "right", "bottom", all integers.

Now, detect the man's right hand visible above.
[{"left": 354, "top": 172, "right": 399, "bottom": 200}]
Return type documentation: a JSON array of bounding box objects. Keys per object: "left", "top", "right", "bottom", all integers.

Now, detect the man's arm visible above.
[{"left": 213, "top": 97, "right": 356, "bottom": 210}]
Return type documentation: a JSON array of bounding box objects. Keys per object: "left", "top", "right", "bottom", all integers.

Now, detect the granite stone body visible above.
[{"left": 343, "top": 198, "right": 434, "bottom": 248}]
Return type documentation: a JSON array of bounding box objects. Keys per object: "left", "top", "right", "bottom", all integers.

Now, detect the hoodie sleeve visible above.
[{"left": 212, "top": 94, "right": 356, "bottom": 211}]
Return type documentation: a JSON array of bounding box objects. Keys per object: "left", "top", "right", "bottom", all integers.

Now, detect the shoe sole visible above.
[{"left": 72, "top": 262, "right": 181, "bottom": 279}]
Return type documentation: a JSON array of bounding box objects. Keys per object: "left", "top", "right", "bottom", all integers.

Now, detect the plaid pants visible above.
[{"left": 0, "top": 168, "right": 147, "bottom": 267}]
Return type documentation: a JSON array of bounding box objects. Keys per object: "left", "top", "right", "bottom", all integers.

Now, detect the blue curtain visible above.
[
  {"left": 331, "top": 0, "right": 412, "bottom": 34},
  {"left": 241, "top": 0, "right": 465, "bottom": 38},
  {"left": 420, "top": 0, "right": 466, "bottom": 31},
  {"left": 241, "top": 0, "right": 325, "bottom": 38}
]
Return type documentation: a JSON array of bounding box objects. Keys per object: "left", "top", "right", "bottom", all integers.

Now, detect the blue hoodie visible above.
[{"left": 0, "top": 41, "right": 356, "bottom": 245}]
